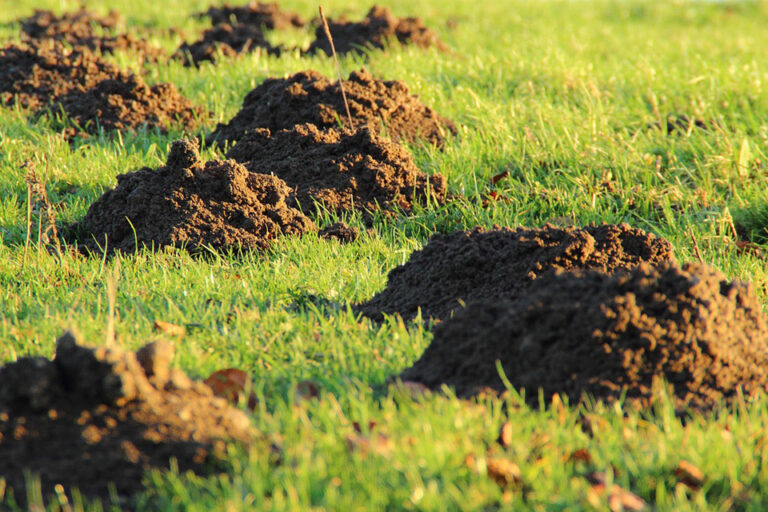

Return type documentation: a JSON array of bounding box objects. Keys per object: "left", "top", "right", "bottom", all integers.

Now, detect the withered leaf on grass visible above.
[
  {"left": 204, "top": 368, "right": 258, "bottom": 410},
  {"left": 674, "top": 460, "right": 704, "bottom": 490},
  {"left": 498, "top": 421, "right": 513, "bottom": 448},
  {"left": 586, "top": 472, "right": 648, "bottom": 512},
  {"left": 485, "top": 458, "right": 522, "bottom": 487},
  {"left": 153, "top": 320, "right": 186, "bottom": 337}
]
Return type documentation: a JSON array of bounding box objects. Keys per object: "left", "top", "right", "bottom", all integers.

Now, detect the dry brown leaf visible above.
[
  {"left": 566, "top": 448, "right": 593, "bottom": 465},
  {"left": 486, "top": 457, "right": 522, "bottom": 487},
  {"left": 204, "top": 368, "right": 257, "bottom": 410},
  {"left": 490, "top": 170, "right": 510, "bottom": 185},
  {"left": 153, "top": 320, "right": 186, "bottom": 337},
  {"left": 675, "top": 460, "right": 704, "bottom": 490},
  {"left": 586, "top": 472, "right": 647, "bottom": 511},
  {"left": 498, "top": 421, "right": 513, "bottom": 448}
]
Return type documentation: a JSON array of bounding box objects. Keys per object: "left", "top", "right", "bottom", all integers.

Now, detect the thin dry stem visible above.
[
  {"left": 319, "top": 6, "right": 353, "bottom": 129},
  {"left": 689, "top": 227, "right": 705, "bottom": 264}
]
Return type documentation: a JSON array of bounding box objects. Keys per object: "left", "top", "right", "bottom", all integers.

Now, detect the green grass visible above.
[{"left": 2, "top": 0, "right": 768, "bottom": 509}]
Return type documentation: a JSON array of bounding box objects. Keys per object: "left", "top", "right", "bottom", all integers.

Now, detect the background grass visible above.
[{"left": 2, "top": 0, "right": 768, "bottom": 510}]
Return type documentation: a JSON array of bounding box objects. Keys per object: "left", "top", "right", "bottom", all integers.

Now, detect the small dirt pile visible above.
[
  {"left": 200, "top": 1, "right": 305, "bottom": 29},
  {"left": 174, "top": 23, "right": 281, "bottom": 66},
  {"left": 0, "top": 41, "right": 121, "bottom": 110},
  {"left": 74, "top": 139, "right": 315, "bottom": 255},
  {"left": 307, "top": 5, "right": 446, "bottom": 56},
  {"left": 319, "top": 222, "right": 360, "bottom": 243},
  {"left": 207, "top": 69, "right": 456, "bottom": 148},
  {"left": 358, "top": 224, "right": 675, "bottom": 322},
  {"left": 0, "top": 332, "right": 252, "bottom": 507},
  {"left": 46, "top": 71, "right": 205, "bottom": 138},
  {"left": 400, "top": 262, "right": 768, "bottom": 411},
  {"left": 225, "top": 123, "right": 447, "bottom": 216}
]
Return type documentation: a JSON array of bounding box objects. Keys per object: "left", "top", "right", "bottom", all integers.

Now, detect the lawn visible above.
[{"left": 2, "top": 0, "right": 768, "bottom": 510}]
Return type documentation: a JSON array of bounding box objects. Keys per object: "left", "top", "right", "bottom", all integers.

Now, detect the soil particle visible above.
[
  {"left": 358, "top": 223, "right": 675, "bottom": 322},
  {"left": 199, "top": 1, "right": 306, "bottom": 29},
  {"left": 399, "top": 262, "right": 768, "bottom": 411},
  {"left": 73, "top": 138, "right": 315, "bottom": 255},
  {"left": 174, "top": 22, "right": 281, "bottom": 67},
  {"left": 225, "top": 123, "right": 447, "bottom": 216},
  {"left": 307, "top": 5, "right": 446, "bottom": 56},
  {"left": 207, "top": 68, "right": 456, "bottom": 148},
  {"left": 0, "top": 332, "right": 252, "bottom": 508},
  {"left": 319, "top": 222, "right": 360, "bottom": 243}
]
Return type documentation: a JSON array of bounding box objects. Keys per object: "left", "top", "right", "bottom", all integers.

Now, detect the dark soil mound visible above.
[
  {"left": 307, "top": 5, "right": 446, "bottom": 56},
  {"left": 174, "top": 23, "right": 281, "bottom": 67},
  {"left": 200, "top": 1, "right": 305, "bottom": 29},
  {"left": 225, "top": 123, "right": 447, "bottom": 216},
  {"left": 358, "top": 224, "right": 675, "bottom": 322},
  {"left": 319, "top": 222, "right": 360, "bottom": 243},
  {"left": 207, "top": 69, "right": 456, "bottom": 148},
  {"left": 0, "top": 332, "right": 252, "bottom": 508},
  {"left": 19, "top": 9, "right": 163, "bottom": 61},
  {"left": 74, "top": 139, "right": 315, "bottom": 255},
  {"left": 400, "top": 262, "right": 768, "bottom": 411},
  {"left": 0, "top": 41, "right": 121, "bottom": 110},
  {"left": 46, "top": 71, "right": 206, "bottom": 138}
]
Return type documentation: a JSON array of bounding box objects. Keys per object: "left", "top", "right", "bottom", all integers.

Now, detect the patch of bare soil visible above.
[
  {"left": 307, "top": 5, "right": 446, "bottom": 56},
  {"left": 73, "top": 139, "right": 315, "bottom": 255},
  {"left": 399, "top": 262, "right": 768, "bottom": 411},
  {"left": 225, "top": 123, "right": 447, "bottom": 217},
  {"left": 173, "top": 22, "right": 281, "bottom": 67},
  {"left": 357, "top": 224, "right": 675, "bottom": 322},
  {"left": 319, "top": 222, "right": 360, "bottom": 243},
  {"left": 199, "top": 1, "right": 305, "bottom": 29},
  {"left": 0, "top": 332, "right": 252, "bottom": 508},
  {"left": 207, "top": 69, "right": 456, "bottom": 148}
]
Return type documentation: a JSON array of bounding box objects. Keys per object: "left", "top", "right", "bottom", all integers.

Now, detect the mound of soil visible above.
[
  {"left": 0, "top": 332, "right": 252, "bottom": 507},
  {"left": 358, "top": 223, "right": 675, "bottom": 322},
  {"left": 74, "top": 139, "right": 315, "bottom": 255},
  {"left": 0, "top": 41, "right": 121, "bottom": 110},
  {"left": 400, "top": 262, "right": 768, "bottom": 411},
  {"left": 19, "top": 9, "right": 163, "bottom": 61},
  {"left": 319, "top": 222, "right": 360, "bottom": 243},
  {"left": 307, "top": 5, "right": 446, "bottom": 56},
  {"left": 200, "top": 1, "right": 305, "bottom": 29},
  {"left": 45, "top": 71, "right": 206, "bottom": 138},
  {"left": 174, "top": 22, "right": 281, "bottom": 67},
  {"left": 207, "top": 69, "right": 456, "bottom": 148},
  {"left": 225, "top": 123, "right": 447, "bottom": 216}
]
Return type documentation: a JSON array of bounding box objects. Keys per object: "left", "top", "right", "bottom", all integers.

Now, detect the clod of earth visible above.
[
  {"left": 207, "top": 68, "right": 456, "bottom": 148},
  {"left": 173, "top": 23, "right": 281, "bottom": 67},
  {"left": 319, "top": 222, "right": 360, "bottom": 243},
  {"left": 358, "top": 223, "right": 675, "bottom": 322},
  {"left": 72, "top": 138, "right": 315, "bottom": 255},
  {"left": 0, "top": 332, "right": 252, "bottom": 508},
  {"left": 225, "top": 123, "right": 447, "bottom": 217},
  {"left": 307, "top": 5, "right": 447, "bottom": 56},
  {"left": 199, "top": 1, "right": 306, "bottom": 29},
  {"left": 399, "top": 262, "right": 768, "bottom": 411}
]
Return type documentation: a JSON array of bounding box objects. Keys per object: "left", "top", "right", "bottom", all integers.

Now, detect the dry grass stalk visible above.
[{"left": 318, "top": 6, "right": 353, "bottom": 129}]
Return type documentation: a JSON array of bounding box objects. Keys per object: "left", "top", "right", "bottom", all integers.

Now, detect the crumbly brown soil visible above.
[
  {"left": 0, "top": 332, "right": 252, "bottom": 508},
  {"left": 19, "top": 9, "right": 164, "bottom": 61},
  {"left": 358, "top": 224, "right": 675, "bottom": 322},
  {"left": 199, "top": 1, "right": 305, "bottom": 29},
  {"left": 225, "top": 123, "right": 447, "bottom": 216},
  {"left": 0, "top": 41, "right": 121, "bottom": 110},
  {"left": 307, "top": 5, "right": 446, "bottom": 56},
  {"left": 319, "top": 222, "right": 360, "bottom": 243},
  {"left": 174, "top": 23, "right": 281, "bottom": 67},
  {"left": 207, "top": 69, "right": 456, "bottom": 148},
  {"left": 73, "top": 139, "right": 315, "bottom": 255},
  {"left": 400, "top": 262, "right": 768, "bottom": 411},
  {"left": 45, "top": 71, "right": 206, "bottom": 138}
]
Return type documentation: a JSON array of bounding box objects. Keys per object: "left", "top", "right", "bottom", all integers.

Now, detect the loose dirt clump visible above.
[
  {"left": 207, "top": 69, "right": 456, "bottom": 148},
  {"left": 73, "top": 138, "right": 315, "bottom": 255},
  {"left": 45, "top": 71, "right": 206, "bottom": 138},
  {"left": 199, "top": 1, "right": 305, "bottom": 29},
  {"left": 319, "top": 222, "right": 360, "bottom": 243},
  {"left": 0, "top": 41, "right": 121, "bottom": 110},
  {"left": 225, "top": 123, "right": 447, "bottom": 216},
  {"left": 358, "top": 223, "right": 675, "bottom": 322},
  {"left": 174, "top": 23, "right": 281, "bottom": 67},
  {"left": 307, "top": 5, "right": 446, "bottom": 56},
  {"left": 399, "top": 262, "right": 768, "bottom": 411},
  {"left": 0, "top": 332, "right": 252, "bottom": 508}
]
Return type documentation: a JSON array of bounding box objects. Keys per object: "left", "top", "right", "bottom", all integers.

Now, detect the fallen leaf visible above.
[
  {"left": 490, "top": 170, "right": 510, "bottom": 185},
  {"left": 486, "top": 457, "right": 522, "bottom": 487},
  {"left": 674, "top": 460, "right": 704, "bottom": 490},
  {"left": 566, "top": 448, "right": 593, "bottom": 465},
  {"left": 204, "top": 368, "right": 257, "bottom": 410},
  {"left": 498, "top": 421, "right": 513, "bottom": 448},
  {"left": 586, "top": 472, "right": 647, "bottom": 511},
  {"left": 153, "top": 320, "right": 186, "bottom": 337},
  {"left": 735, "top": 240, "right": 765, "bottom": 258}
]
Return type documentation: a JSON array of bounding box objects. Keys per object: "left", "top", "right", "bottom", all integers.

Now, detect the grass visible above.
[{"left": 2, "top": 0, "right": 768, "bottom": 509}]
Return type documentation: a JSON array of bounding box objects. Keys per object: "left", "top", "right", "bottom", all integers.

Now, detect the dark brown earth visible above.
[
  {"left": 358, "top": 223, "right": 675, "bottom": 322},
  {"left": 0, "top": 332, "right": 252, "bottom": 508},
  {"left": 199, "top": 1, "right": 305, "bottom": 29},
  {"left": 307, "top": 5, "right": 446, "bottom": 56},
  {"left": 0, "top": 41, "right": 121, "bottom": 110},
  {"left": 173, "top": 22, "right": 281, "bottom": 67},
  {"left": 225, "top": 123, "right": 447, "bottom": 216},
  {"left": 19, "top": 8, "right": 164, "bottom": 61},
  {"left": 73, "top": 139, "right": 315, "bottom": 255},
  {"left": 319, "top": 222, "right": 360, "bottom": 243},
  {"left": 46, "top": 71, "right": 205, "bottom": 138},
  {"left": 207, "top": 69, "right": 456, "bottom": 148},
  {"left": 399, "top": 262, "right": 768, "bottom": 411}
]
